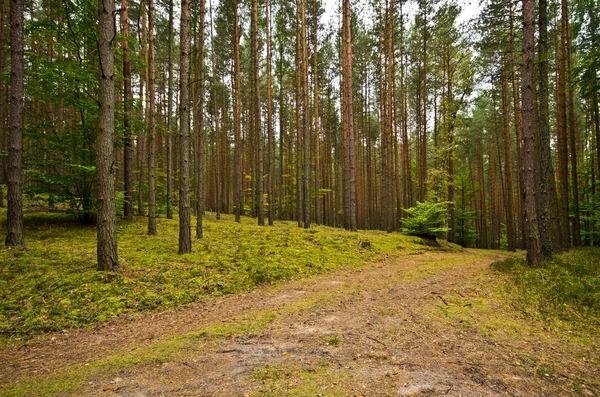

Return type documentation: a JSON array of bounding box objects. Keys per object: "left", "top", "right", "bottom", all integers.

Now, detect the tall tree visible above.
[
  {"left": 342, "top": 0, "right": 357, "bottom": 231},
  {"left": 147, "top": 0, "right": 157, "bottom": 235},
  {"left": 0, "top": 0, "right": 5, "bottom": 209},
  {"left": 253, "top": 0, "right": 264, "bottom": 226},
  {"left": 195, "top": 0, "right": 207, "bottom": 238},
  {"left": 501, "top": 61, "right": 516, "bottom": 251},
  {"left": 121, "top": 0, "right": 134, "bottom": 221},
  {"left": 313, "top": 0, "right": 321, "bottom": 225},
  {"left": 179, "top": 0, "right": 192, "bottom": 254},
  {"left": 6, "top": 0, "right": 24, "bottom": 246},
  {"left": 166, "top": 0, "right": 174, "bottom": 220},
  {"left": 233, "top": 0, "right": 242, "bottom": 223},
  {"left": 566, "top": 7, "right": 581, "bottom": 246},
  {"left": 96, "top": 0, "right": 119, "bottom": 270},
  {"left": 556, "top": 0, "right": 570, "bottom": 248},
  {"left": 521, "top": 0, "right": 541, "bottom": 266},
  {"left": 301, "top": 0, "right": 310, "bottom": 228},
  {"left": 267, "top": 0, "right": 274, "bottom": 226}
]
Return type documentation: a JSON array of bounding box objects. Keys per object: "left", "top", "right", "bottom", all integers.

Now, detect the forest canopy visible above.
[{"left": 1, "top": 0, "right": 599, "bottom": 267}]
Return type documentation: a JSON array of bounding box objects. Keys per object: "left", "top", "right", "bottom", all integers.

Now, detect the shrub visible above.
[{"left": 402, "top": 201, "right": 450, "bottom": 239}]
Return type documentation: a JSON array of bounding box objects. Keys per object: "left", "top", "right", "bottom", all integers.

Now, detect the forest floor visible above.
[{"left": 1, "top": 247, "right": 598, "bottom": 396}]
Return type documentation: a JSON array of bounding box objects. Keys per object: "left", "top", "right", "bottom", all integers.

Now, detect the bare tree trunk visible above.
[
  {"left": 0, "top": 0, "right": 5, "bottom": 209},
  {"left": 535, "top": 0, "right": 562, "bottom": 256},
  {"left": 501, "top": 61, "right": 516, "bottom": 252},
  {"left": 295, "top": 6, "right": 303, "bottom": 228},
  {"left": 6, "top": 0, "right": 24, "bottom": 246},
  {"left": 555, "top": 0, "right": 570, "bottom": 248},
  {"left": 253, "top": 0, "right": 264, "bottom": 226},
  {"left": 342, "top": 0, "right": 357, "bottom": 231},
  {"left": 179, "top": 0, "right": 192, "bottom": 254},
  {"left": 166, "top": 0, "right": 174, "bottom": 220},
  {"left": 96, "top": 0, "right": 119, "bottom": 269},
  {"left": 420, "top": 1, "right": 428, "bottom": 202},
  {"left": 195, "top": 0, "right": 206, "bottom": 238},
  {"left": 521, "top": 0, "right": 541, "bottom": 266},
  {"left": 267, "top": 0, "right": 274, "bottom": 226},
  {"left": 301, "top": 0, "right": 310, "bottom": 228},
  {"left": 313, "top": 0, "right": 320, "bottom": 225},
  {"left": 233, "top": 0, "right": 242, "bottom": 223},
  {"left": 121, "top": 0, "right": 134, "bottom": 221},
  {"left": 147, "top": 0, "right": 157, "bottom": 235},
  {"left": 138, "top": 1, "right": 147, "bottom": 217},
  {"left": 509, "top": 9, "right": 525, "bottom": 249},
  {"left": 565, "top": 3, "right": 581, "bottom": 246}
]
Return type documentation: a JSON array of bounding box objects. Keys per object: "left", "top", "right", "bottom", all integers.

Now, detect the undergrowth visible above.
[
  {"left": 0, "top": 206, "right": 425, "bottom": 341},
  {"left": 491, "top": 248, "right": 600, "bottom": 328}
]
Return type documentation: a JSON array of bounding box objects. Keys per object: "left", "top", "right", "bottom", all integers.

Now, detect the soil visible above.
[{"left": 1, "top": 249, "right": 598, "bottom": 396}]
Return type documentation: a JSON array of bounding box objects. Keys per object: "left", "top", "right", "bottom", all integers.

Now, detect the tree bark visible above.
[
  {"left": 556, "top": 0, "right": 570, "bottom": 248},
  {"left": 195, "top": 0, "right": 206, "bottom": 238},
  {"left": 121, "top": 0, "right": 134, "bottom": 221},
  {"left": 6, "top": 0, "right": 24, "bottom": 246},
  {"left": 521, "top": 0, "right": 541, "bottom": 266},
  {"left": 253, "top": 0, "right": 264, "bottom": 226},
  {"left": 138, "top": 1, "right": 147, "bottom": 217},
  {"left": 233, "top": 0, "right": 242, "bottom": 223},
  {"left": 147, "top": 0, "right": 157, "bottom": 235},
  {"left": 301, "top": 0, "right": 310, "bottom": 228},
  {"left": 501, "top": 61, "right": 516, "bottom": 252},
  {"left": 0, "top": 0, "right": 5, "bottom": 209},
  {"left": 266, "top": 0, "right": 274, "bottom": 226},
  {"left": 179, "top": 0, "right": 192, "bottom": 254},
  {"left": 342, "top": 0, "right": 357, "bottom": 231},
  {"left": 96, "top": 0, "right": 119, "bottom": 270},
  {"left": 166, "top": 0, "right": 174, "bottom": 220}
]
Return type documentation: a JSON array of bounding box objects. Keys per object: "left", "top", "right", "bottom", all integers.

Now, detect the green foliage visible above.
[
  {"left": 492, "top": 248, "right": 600, "bottom": 327},
  {"left": 0, "top": 208, "right": 427, "bottom": 341},
  {"left": 402, "top": 201, "right": 450, "bottom": 238}
]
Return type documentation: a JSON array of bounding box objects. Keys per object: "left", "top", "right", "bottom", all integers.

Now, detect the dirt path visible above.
[{"left": 1, "top": 249, "right": 598, "bottom": 396}]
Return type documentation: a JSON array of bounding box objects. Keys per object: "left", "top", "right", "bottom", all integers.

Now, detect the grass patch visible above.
[
  {"left": 250, "top": 361, "right": 350, "bottom": 396},
  {"left": 0, "top": 290, "right": 340, "bottom": 397},
  {"left": 491, "top": 248, "right": 600, "bottom": 328},
  {"left": 0, "top": 206, "right": 427, "bottom": 341}
]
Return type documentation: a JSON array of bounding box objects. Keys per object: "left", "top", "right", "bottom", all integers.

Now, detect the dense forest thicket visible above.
[{"left": 1, "top": 0, "right": 599, "bottom": 267}]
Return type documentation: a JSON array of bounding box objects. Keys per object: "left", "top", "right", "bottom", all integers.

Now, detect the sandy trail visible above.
[{"left": 1, "top": 249, "right": 598, "bottom": 396}]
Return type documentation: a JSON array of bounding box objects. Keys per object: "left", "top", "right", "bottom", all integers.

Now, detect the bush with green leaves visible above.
[{"left": 402, "top": 201, "right": 450, "bottom": 239}]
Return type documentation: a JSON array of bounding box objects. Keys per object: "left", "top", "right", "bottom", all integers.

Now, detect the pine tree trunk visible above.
[
  {"left": 342, "top": 0, "right": 357, "bottom": 231},
  {"left": 233, "top": 0, "right": 242, "bottom": 223},
  {"left": 195, "top": 0, "right": 206, "bottom": 238},
  {"left": 178, "top": 0, "right": 192, "bottom": 254},
  {"left": 556, "top": 0, "right": 570, "bottom": 248},
  {"left": 166, "top": 0, "right": 174, "bottom": 220},
  {"left": 121, "top": 0, "right": 134, "bottom": 221},
  {"left": 301, "top": 0, "right": 311, "bottom": 229},
  {"left": 266, "top": 0, "right": 274, "bottom": 226},
  {"left": 565, "top": 3, "right": 581, "bottom": 246},
  {"left": 147, "top": 0, "right": 157, "bottom": 235},
  {"left": 295, "top": 6, "right": 303, "bottom": 227},
  {"left": 501, "top": 62, "right": 516, "bottom": 252},
  {"left": 509, "top": 10, "right": 525, "bottom": 249},
  {"left": 0, "top": 0, "right": 5, "bottom": 209},
  {"left": 521, "top": 0, "right": 542, "bottom": 266},
  {"left": 138, "top": 2, "right": 148, "bottom": 217},
  {"left": 253, "top": 0, "right": 264, "bottom": 226},
  {"left": 96, "top": 0, "right": 119, "bottom": 270},
  {"left": 313, "top": 0, "right": 320, "bottom": 225},
  {"left": 6, "top": 0, "right": 24, "bottom": 246}
]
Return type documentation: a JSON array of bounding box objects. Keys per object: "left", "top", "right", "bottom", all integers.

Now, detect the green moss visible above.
[
  {"left": 0, "top": 210, "right": 428, "bottom": 341},
  {"left": 491, "top": 248, "right": 600, "bottom": 328},
  {"left": 0, "top": 291, "right": 338, "bottom": 397},
  {"left": 250, "top": 361, "right": 351, "bottom": 396}
]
